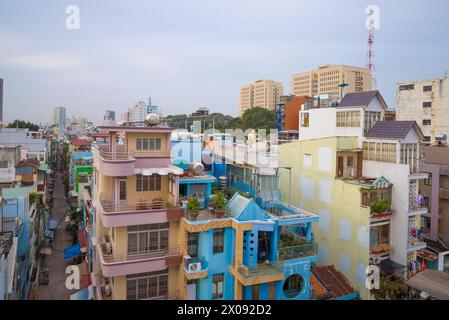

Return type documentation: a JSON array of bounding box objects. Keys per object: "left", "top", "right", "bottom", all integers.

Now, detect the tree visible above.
[
  {"left": 239, "top": 107, "right": 276, "bottom": 131},
  {"left": 7, "top": 120, "right": 40, "bottom": 131}
]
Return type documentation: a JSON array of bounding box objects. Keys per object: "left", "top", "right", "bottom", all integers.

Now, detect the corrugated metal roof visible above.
[
  {"left": 311, "top": 265, "right": 357, "bottom": 298},
  {"left": 408, "top": 269, "right": 449, "bottom": 300},
  {"left": 366, "top": 121, "right": 422, "bottom": 140},
  {"left": 227, "top": 193, "right": 251, "bottom": 218},
  {"left": 338, "top": 91, "right": 384, "bottom": 108}
]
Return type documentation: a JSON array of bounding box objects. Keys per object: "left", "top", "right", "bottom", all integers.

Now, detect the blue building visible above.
[{"left": 182, "top": 193, "right": 318, "bottom": 300}]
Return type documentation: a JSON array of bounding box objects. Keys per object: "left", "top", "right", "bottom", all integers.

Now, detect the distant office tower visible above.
[
  {"left": 0, "top": 79, "right": 3, "bottom": 126},
  {"left": 291, "top": 65, "right": 372, "bottom": 98},
  {"left": 239, "top": 79, "right": 284, "bottom": 116},
  {"left": 396, "top": 76, "right": 449, "bottom": 144},
  {"left": 52, "top": 107, "right": 66, "bottom": 136},
  {"left": 128, "top": 100, "right": 159, "bottom": 126},
  {"left": 103, "top": 110, "right": 116, "bottom": 126}
]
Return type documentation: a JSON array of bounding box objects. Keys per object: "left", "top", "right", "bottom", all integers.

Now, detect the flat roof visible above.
[{"left": 97, "top": 125, "right": 172, "bottom": 133}]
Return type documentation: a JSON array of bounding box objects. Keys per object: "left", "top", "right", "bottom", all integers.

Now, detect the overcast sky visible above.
[{"left": 1, "top": 0, "right": 448, "bottom": 125}]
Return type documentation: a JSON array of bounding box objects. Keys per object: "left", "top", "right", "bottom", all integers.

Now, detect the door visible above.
[
  {"left": 337, "top": 156, "right": 344, "bottom": 177},
  {"left": 117, "top": 178, "right": 127, "bottom": 203},
  {"left": 268, "top": 282, "right": 276, "bottom": 300},
  {"left": 187, "top": 281, "right": 197, "bottom": 300}
]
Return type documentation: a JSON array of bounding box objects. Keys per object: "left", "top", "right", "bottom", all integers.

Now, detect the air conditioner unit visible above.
[
  {"left": 188, "top": 262, "right": 202, "bottom": 272},
  {"left": 104, "top": 284, "right": 112, "bottom": 297}
]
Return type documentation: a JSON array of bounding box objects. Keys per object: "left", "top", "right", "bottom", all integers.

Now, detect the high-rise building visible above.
[
  {"left": 396, "top": 76, "right": 449, "bottom": 144},
  {"left": 239, "top": 80, "right": 284, "bottom": 116},
  {"left": 128, "top": 100, "right": 159, "bottom": 126},
  {"left": 103, "top": 110, "right": 116, "bottom": 126},
  {"left": 291, "top": 65, "right": 372, "bottom": 98},
  {"left": 52, "top": 107, "right": 66, "bottom": 137},
  {"left": 0, "top": 78, "right": 4, "bottom": 126}
]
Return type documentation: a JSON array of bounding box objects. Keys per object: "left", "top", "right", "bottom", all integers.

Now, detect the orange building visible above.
[{"left": 276, "top": 95, "right": 309, "bottom": 131}]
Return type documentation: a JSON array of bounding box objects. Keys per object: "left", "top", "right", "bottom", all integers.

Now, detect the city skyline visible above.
[{"left": 0, "top": 0, "right": 449, "bottom": 125}]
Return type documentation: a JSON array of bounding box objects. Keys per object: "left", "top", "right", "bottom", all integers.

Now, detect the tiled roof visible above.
[
  {"left": 71, "top": 139, "right": 91, "bottom": 146},
  {"left": 338, "top": 90, "right": 385, "bottom": 108},
  {"left": 311, "top": 265, "right": 357, "bottom": 299},
  {"left": 366, "top": 121, "right": 423, "bottom": 140}
]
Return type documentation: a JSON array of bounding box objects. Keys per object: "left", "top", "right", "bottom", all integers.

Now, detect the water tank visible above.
[
  {"left": 188, "top": 162, "right": 204, "bottom": 176},
  {"left": 218, "top": 176, "right": 228, "bottom": 190},
  {"left": 145, "top": 113, "right": 160, "bottom": 126}
]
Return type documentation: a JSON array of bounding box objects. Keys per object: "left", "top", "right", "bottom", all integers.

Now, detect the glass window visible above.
[
  {"left": 187, "top": 233, "right": 199, "bottom": 258},
  {"left": 423, "top": 85, "right": 432, "bottom": 92},
  {"left": 423, "top": 102, "right": 432, "bottom": 108},
  {"left": 136, "top": 174, "right": 162, "bottom": 192},
  {"left": 213, "top": 229, "right": 224, "bottom": 254},
  {"left": 212, "top": 274, "right": 224, "bottom": 299},
  {"left": 126, "top": 270, "right": 168, "bottom": 300}
]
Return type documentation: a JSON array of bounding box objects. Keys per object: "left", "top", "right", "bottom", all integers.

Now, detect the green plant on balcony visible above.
[
  {"left": 279, "top": 234, "right": 308, "bottom": 248},
  {"left": 137, "top": 199, "right": 149, "bottom": 210},
  {"left": 29, "top": 192, "right": 39, "bottom": 205},
  {"left": 371, "top": 200, "right": 391, "bottom": 217},
  {"left": 187, "top": 197, "right": 201, "bottom": 220},
  {"left": 213, "top": 191, "right": 227, "bottom": 218}
]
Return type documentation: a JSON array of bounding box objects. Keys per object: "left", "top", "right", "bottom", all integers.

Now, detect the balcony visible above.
[
  {"left": 98, "top": 197, "right": 184, "bottom": 228},
  {"left": 407, "top": 238, "right": 427, "bottom": 252},
  {"left": 278, "top": 243, "right": 318, "bottom": 262},
  {"left": 234, "top": 261, "right": 284, "bottom": 286},
  {"left": 94, "top": 145, "right": 136, "bottom": 176},
  {"left": 184, "top": 208, "right": 231, "bottom": 222},
  {"left": 263, "top": 201, "right": 318, "bottom": 226},
  {"left": 98, "top": 237, "right": 182, "bottom": 277},
  {"left": 184, "top": 256, "right": 209, "bottom": 280},
  {"left": 408, "top": 203, "right": 428, "bottom": 216}
]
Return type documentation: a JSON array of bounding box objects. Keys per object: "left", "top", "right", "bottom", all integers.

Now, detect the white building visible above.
[
  {"left": 396, "top": 76, "right": 449, "bottom": 144},
  {"left": 0, "top": 129, "right": 47, "bottom": 162},
  {"left": 128, "top": 100, "right": 159, "bottom": 126}
]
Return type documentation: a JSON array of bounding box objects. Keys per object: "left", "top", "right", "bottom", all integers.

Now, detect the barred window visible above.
[
  {"left": 126, "top": 270, "right": 168, "bottom": 300},
  {"left": 212, "top": 274, "right": 224, "bottom": 299},
  {"left": 136, "top": 174, "right": 161, "bottom": 192},
  {"left": 136, "top": 138, "right": 162, "bottom": 150},
  {"left": 0, "top": 160, "right": 9, "bottom": 168},
  {"left": 336, "top": 111, "right": 360, "bottom": 127}
]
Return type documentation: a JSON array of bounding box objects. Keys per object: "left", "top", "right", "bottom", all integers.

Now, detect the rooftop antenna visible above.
[{"left": 366, "top": 5, "right": 379, "bottom": 88}]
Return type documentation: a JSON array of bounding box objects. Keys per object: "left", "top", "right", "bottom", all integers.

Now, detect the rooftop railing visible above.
[
  {"left": 100, "top": 196, "right": 182, "bottom": 214},
  {"left": 236, "top": 261, "right": 284, "bottom": 278},
  {"left": 278, "top": 243, "right": 318, "bottom": 261}
]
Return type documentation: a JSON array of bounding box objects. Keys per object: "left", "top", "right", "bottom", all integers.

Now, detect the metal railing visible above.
[
  {"left": 278, "top": 243, "right": 318, "bottom": 261},
  {"left": 97, "top": 146, "right": 169, "bottom": 161},
  {"left": 99, "top": 242, "right": 181, "bottom": 264},
  {"left": 100, "top": 196, "right": 182, "bottom": 213},
  {"left": 236, "top": 261, "right": 284, "bottom": 278}
]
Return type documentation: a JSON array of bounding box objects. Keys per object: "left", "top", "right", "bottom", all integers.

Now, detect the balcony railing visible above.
[
  {"left": 184, "top": 208, "right": 231, "bottom": 221},
  {"left": 99, "top": 242, "right": 181, "bottom": 264},
  {"left": 100, "top": 197, "right": 182, "bottom": 214},
  {"left": 236, "top": 261, "right": 284, "bottom": 279},
  {"left": 97, "top": 147, "right": 169, "bottom": 161},
  {"left": 278, "top": 243, "right": 318, "bottom": 261}
]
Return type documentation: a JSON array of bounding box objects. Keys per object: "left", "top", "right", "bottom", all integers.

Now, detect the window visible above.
[
  {"left": 252, "top": 285, "right": 260, "bottom": 300},
  {"left": 213, "top": 229, "right": 224, "bottom": 253},
  {"left": 423, "top": 136, "right": 431, "bottom": 142},
  {"left": 362, "top": 142, "right": 397, "bottom": 163},
  {"left": 136, "top": 138, "right": 162, "bottom": 151},
  {"left": 212, "top": 274, "right": 224, "bottom": 299},
  {"left": 136, "top": 174, "right": 161, "bottom": 192},
  {"left": 399, "top": 84, "right": 415, "bottom": 91},
  {"left": 187, "top": 233, "right": 199, "bottom": 258},
  {"left": 422, "top": 119, "right": 431, "bottom": 126},
  {"left": 364, "top": 111, "right": 382, "bottom": 134},
  {"left": 127, "top": 270, "right": 168, "bottom": 300},
  {"left": 127, "top": 223, "right": 169, "bottom": 254},
  {"left": 423, "top": 102, "right": 432, "bottom": 108},
  {"left": 0, "top": 160, "right": 8, "bottom": 168},
  {"left": 424, "top": 174, "right": 432, "bottom": 186},
  {"left": 346, "top": 156, "right": 354, "bottom": 167},
  {"left": 301, "top": 113, "right": 309, "bottom": 127},
  {"left": 336, "top": 111, "right": 360, "bottom": 127},
  {"left": 423, "top": 85, "right": 432, "bottom": 92}
]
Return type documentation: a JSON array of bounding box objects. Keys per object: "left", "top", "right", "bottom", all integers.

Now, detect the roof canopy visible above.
[
  {"left": 366, "top": 121, "right": 424, "bottom": 140},
  {"left": 408, "top": 269, "right": 449, "bottom": 300}
]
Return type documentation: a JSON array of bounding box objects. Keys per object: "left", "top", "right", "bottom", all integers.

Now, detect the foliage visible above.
[
  {"left": 213, "top": 191, "right": 227, "bottom": 209},
  {"left": 238, "top": 107, "right": 276, "bottom": 131},
  {"left": 7, "top": 120, "right": 40, "bottom": 131},
  {"left": 372, "top": 275, "right": 408, "bottom": 300},
  {"left": 279, "top": 234, "right": 308, "bottom": 248},
  {"left": 187, "top": 197, "right": 201, "bottom": 212},
  {"left": 371, "top": 200, "right": 390, "bottom": 214},
  {"left": 29, "top": 192, "right": 39, "bottom": 205}
]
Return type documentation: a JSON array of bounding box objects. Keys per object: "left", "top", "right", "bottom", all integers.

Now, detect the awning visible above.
[
  {"left": 70, "top": 285, "right": 94, "bottom": 300},
  {"left": 408, "top": 269, "right": 449, "bottom": 300},
  {"left": 64, "top": 243, "right": 81, "bottom": 260},
  {"left": 134, "top": 166, "right": 183, "bottom": 176}
]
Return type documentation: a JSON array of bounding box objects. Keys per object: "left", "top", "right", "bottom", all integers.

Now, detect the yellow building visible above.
[
  {"left": 291, "top": 65, "right": 372, "bottom": 98},
  {"left": 239, "top": 80, "right": 284, "bottom": 116}
]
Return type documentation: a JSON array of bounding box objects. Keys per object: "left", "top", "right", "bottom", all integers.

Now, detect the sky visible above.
[{"left": 0, "top": 0, "right": 448, "bottom": 125}]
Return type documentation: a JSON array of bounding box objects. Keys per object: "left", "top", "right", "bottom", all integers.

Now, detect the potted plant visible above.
[
  {"left": 213, "top": 191, "right": 227, "bottom": 218},
  {"left": 151, "top": 197, "right": 163, "bottom": 209},
  {"left": 187, "top": 197, "right": 201, "bottom": 220},
  {"left": 371, "top": 200, "right": 391, "bottom": 218}
]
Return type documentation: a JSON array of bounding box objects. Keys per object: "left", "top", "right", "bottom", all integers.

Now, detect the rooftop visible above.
[
  {"left": 366, "top": 121, "right": 424, "bottom": 140},
  {"left": 338, "top": 90, "right": 387, "bottom": 109},
  {"left": 311, "top": 265, "right": 358, "bottom": 299}
]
